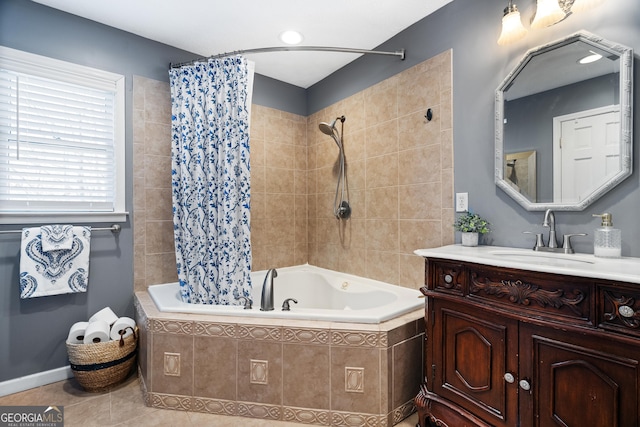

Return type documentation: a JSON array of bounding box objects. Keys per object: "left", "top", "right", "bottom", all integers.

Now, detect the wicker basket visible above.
[{"left": 66, "top": 326, "right": 138, "bottom": 392}]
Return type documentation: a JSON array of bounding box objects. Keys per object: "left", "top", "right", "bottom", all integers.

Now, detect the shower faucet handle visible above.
[
  {"left": 237, "top": 296, "right": 252, "bottom": 310},
  {"left": 282, "top": 298, "right": 298, "bottom": 311}
]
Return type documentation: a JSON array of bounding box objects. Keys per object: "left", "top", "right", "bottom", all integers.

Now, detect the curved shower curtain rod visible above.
[{"left": 170, "top": 46, "right": 406, "bottom": 69}]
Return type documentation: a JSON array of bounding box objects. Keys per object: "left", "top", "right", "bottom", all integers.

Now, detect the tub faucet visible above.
[{"left": 260, "top": 268, "right": 277, "bottom": 311}]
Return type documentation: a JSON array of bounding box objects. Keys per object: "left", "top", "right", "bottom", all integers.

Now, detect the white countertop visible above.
[{"left": 414, "top": 245, "right": 640, "bottom": 285}]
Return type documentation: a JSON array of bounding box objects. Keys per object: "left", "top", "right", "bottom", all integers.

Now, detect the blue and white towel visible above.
[
  {"left": 41, "top": 224, "right": 74, "bottom": 252},
  {"left": 20, "top": 226, "right": 92, "bottom": 299}
]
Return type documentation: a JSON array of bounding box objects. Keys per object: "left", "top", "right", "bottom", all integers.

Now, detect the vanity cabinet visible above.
[{"left": 416, "top": 257, "right": 640, "bottom": 427}]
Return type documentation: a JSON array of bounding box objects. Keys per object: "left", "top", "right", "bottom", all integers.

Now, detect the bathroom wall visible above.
[
  {"left": 133, "top": 50, "right": 452, "bottom": 290},
  {"left": 308, "top": 51, "right": 454, "bottom": 287},
  {"left": 132, "top": 77, "right": 176, "bottom": 291},
  {"left": 0, "top": 0, "right": 304, "bottom": 383},
  {"left": 2, "top": 0, "right": 640, "bottom": 386},
  {"left": 249, "top": 106, "right": 309, "bottom": 271},
  {"left": 309, "top": 0, "right": 640, "bottom": 257}
]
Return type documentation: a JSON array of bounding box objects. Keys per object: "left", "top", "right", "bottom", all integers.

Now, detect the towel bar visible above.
[{"left": 0, "top": 224, "right": 121, "bottom": 235}]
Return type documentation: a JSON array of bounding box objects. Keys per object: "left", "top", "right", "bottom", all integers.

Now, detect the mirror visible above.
[{"left": 495, "top": 31, "right": 633, "bottom": 211}]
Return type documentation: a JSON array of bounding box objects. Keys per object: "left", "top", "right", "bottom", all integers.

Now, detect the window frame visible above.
[{"left": 0, "top": 46, "right": 127, "bottom": 224}]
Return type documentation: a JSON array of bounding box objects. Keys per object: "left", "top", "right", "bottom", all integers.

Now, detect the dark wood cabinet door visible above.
[
  {"left": 432, "top": 299, "right": 519, "bottom": 427},
  {"left": 521, "top": 323, "right": 640, "bottom": 427}
]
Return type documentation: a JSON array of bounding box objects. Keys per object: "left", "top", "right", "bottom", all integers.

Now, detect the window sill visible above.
[{"left": 0, "top": 211, "right": 129, "bottom": 225}]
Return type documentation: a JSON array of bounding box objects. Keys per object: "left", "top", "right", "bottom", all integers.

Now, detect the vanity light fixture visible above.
[
  {"left": 531, "top": 0, "right": 566, "bottom": 29},
  {"left": 279, "top": 30, "right": 304, "bottom": 45},
  {"left": 497, "top": 1, "right": 527, "bottom": 46},
  {"left": 499, "top": 0, "right": 607, "bottom": 45},
  {"left": 567, "top": 0, "right": 606, "bottom": 14}
]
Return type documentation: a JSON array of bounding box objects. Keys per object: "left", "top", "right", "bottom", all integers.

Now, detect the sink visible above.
[
  {"left": 487, "top": 250, "right": 595, "bottom": 266},
  {"left": 415, "top": 245, "right": 640, "bottom": 285}
]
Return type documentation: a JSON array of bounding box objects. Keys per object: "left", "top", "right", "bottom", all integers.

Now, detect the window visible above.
[{"left": 0, "top": 46, "right": 126, "bottom": 224}]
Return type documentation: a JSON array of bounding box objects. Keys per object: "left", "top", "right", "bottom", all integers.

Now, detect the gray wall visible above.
[
  {"left": 0, "top": 0, "right": 303, "bottom": 382},
  {"left": 309, "top": 0, "right": 640, "bottom": 256},
  {"left": 0, "top": 0, "right": 639, "bottom": 383}
]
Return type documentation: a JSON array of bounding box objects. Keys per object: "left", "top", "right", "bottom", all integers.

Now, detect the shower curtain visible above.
[{"left": 169, "top": 56, "right": 254, "bottom": 304}]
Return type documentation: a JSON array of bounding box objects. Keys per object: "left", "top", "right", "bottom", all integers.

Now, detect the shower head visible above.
[
  {"left": 318, "top": 116, "right": 345, "bottom": 136},
  {"left": 318, "top": 121, "right": 336, "bottom": 136}
]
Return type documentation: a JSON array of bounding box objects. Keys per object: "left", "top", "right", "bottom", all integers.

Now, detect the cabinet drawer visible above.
[
  {"left": 468, "top": 267, "right": 592, "bottom": 325},
  {"left": 598, "top": 284, "right": 640, "bottom": 338},
  {"left": 429, "top": 260, "right": 465, "bottom": 295}
]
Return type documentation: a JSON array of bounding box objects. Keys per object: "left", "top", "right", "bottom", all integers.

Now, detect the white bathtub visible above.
[{"left": 148, "top": 264, "right": 424, "bottom": 323}]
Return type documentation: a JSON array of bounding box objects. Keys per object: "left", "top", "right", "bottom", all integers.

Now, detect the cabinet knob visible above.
[
  {"left": 504, "top": 373, "right": 515, "bottom": 383},
  {"left": 619, "top": 305, "right": 636, "bottom": 318},
  {"left": 444, "top": 274, "right": 453, "bottom": 284},
  {"left": 519, "top": 379, "right": 531, "bottom": 391}
]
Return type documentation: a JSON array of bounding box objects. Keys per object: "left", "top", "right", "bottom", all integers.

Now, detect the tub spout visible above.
[{"left": 260, "top": 268, "right": 277, "bottom": 311}]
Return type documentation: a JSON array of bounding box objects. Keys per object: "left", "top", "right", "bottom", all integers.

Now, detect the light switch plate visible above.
[{"left": 456, "top": 192, "right": 468, "bottom": 212}]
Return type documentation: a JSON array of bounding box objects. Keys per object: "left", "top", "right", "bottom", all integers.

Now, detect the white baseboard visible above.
[{"left": 0, "top": 366, "right": 73, "bottom": 397}]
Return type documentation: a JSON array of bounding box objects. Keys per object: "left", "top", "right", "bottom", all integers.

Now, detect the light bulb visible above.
[
  {"left": 498, "top": 5, "right": 527, "bottom": 45},
  {"left": 279, "top": 30, "right": 303, "bottom": 45},
  {"left": 531, "top": 0, "right": 566, "bottom": 29}
]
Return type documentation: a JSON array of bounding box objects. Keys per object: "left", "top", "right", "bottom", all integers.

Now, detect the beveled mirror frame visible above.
[{"left": 495, "top": 31, "right": 633, "bottom": 211}]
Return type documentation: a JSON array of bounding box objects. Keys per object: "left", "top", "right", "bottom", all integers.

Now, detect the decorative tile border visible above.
[
  {"left": 137, "top": 366, "right": 149, "bottom": 407},
  {"left": 283, "top": 407, "right": 330, "bottom": 425},
  {"left": 331, "top": 331, "right": 383, "bottom": 348},
  {"left": 237, "top": 325, "right": 281, "bottom": 341},
  {"left": 194, "top": 321, "right": 235, "bottom": 337},
  {"left": 237, "top": 402, "right": 282, "bottom": 420},
  {"left": 192, "top": 397, "right": 236, "bottom": 416},
  {"left": 151, "top": 319, "right": 193, "bottom": 335},
  {"left": 330, "top": 411, "right": 383, "bottom": 427},
  {"left": 391, "top": 400, "right": 416, "bottom": 424},
  {"left": 149, "top": 392, "right": 192, "bottom": 411},
  {"left": 283, "top": 327, "right": 330, "bottom": 345}
]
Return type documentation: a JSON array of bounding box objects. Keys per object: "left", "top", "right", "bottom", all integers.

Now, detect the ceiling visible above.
[{"left": 32, "top": 0, "right": 453, "bottom": 88}]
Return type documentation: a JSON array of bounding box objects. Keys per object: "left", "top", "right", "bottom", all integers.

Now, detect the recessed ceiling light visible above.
[
  {"left": 279, "top": 30, "right": 303, "bottom": 45},
  {"left": 579, "top": 51, "right": 603, "bottom": 64}
]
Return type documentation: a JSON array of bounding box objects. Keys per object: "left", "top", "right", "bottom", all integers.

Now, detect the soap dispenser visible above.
[{"left": 592, "top": 213, "right": 621, "bottom": 258}]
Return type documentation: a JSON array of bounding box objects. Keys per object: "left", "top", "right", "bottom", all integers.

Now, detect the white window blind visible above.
[{"left": 0, "top": 46, "right": 126, "bottom": 223}]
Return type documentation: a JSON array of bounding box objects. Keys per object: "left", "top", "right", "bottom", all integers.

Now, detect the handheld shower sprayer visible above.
[{"left": 318, "top": 116, "right": 350, "bottom": 220}]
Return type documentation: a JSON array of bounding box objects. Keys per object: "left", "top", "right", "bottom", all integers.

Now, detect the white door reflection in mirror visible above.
[{"left": 553, "top": 105, "right": 620, "bottom": 203}]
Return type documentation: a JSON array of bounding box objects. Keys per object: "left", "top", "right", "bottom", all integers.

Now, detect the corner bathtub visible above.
[{"left": 148, "top": 264, "right": 423, "bottom": 323}]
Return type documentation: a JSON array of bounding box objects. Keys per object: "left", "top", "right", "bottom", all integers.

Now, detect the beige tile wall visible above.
[
  {"left": 134, "top": 292, "right": 424, "bottom": 426},
  {"left": 133, "top": 49, "right": 453, "bottom": 290},
  {"left": 133, "top": 76, "right": 177, "bottom": 292},
  {"left": 249, "top": 105, "right": 308, "bottom": 271},
  {"left": 307, "top": 50, "right": 454, "bottom": 288}
]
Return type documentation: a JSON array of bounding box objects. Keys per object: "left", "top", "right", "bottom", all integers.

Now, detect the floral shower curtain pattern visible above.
[{"left": 169, "top": 56, "right": 253, "bottom": 304}]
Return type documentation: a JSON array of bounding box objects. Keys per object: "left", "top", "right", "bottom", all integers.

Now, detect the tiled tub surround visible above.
[
  {"left": 133, "top": 48, "right": 453, "bottom": 292},
  {"left": 134, "top": 292, "right": 424, "bottom": 426}
]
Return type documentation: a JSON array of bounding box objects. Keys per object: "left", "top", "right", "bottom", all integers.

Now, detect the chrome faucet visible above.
[
  {"left": 542, "top": 209, "right": 559, "bottom": 249},
  {"left": 524, "top": 208, "right": 587, "bottom": 254},
  {"left": 260, "top": 268, "right": 277, "bottom": 311}
]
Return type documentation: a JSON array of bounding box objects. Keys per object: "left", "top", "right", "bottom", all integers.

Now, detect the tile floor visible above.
[{"left": 0, "top": 373, "right": 419, "bottom": 427}]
